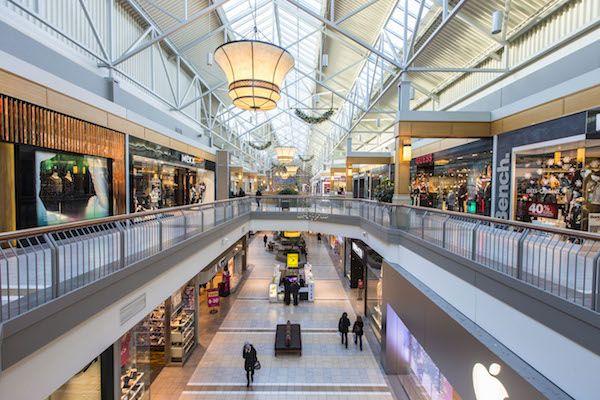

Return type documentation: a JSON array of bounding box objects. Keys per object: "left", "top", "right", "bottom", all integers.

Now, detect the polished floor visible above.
[{"left": 154, "top": 233, "right": 395, "bottom": 399}]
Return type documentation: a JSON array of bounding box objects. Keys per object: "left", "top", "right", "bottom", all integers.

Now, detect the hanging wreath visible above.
[
  {"left": 248, "top": 140, "right": 272, "bottom": 150},
  {"left": 295, "top": 109, "right": 334, "bottom": 124},
  {"left": 299, "top": 154, "right": 314, "bottom": 162}
]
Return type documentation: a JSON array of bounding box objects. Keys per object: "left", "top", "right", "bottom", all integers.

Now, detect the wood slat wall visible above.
[{"left": 0, "top": 94, "right": 126, "bottom": 214}]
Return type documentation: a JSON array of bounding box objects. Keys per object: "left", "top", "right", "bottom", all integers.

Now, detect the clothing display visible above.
[
  {"left": 131, "top": 154, "right": 214, "bottom": 212},
  {"left": 410, "top": 150, "right": 492, "bottom": 216},
  {"left": 514, "top": 144, "right": 600, "bottom": 231}
]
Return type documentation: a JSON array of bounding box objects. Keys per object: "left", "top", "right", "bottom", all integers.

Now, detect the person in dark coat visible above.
[
  {"left": 353, "top": 315, "right": 364, "bottom": 351},
  {"left": 255, "top": 189, "right": 262, "bottom": 208},
  {"left": 238, "top": 188, "right": 246, "bottom": 197},
  {"left": 338, "top": 312, "right": 351, "bottom": 348},
  {"left": 317, "top": 233, "right": 322, "bottom": 242},
  {"left": 290, "top": 280, "right": 300, "bottom": 306},
  {"left": 243, "top": 342, "right": 258, "bottom": 387},
  {"left": 283, "top": 277, "right": 291, "bottom": 305},
  {"left": 263, "top": 234, "right": 268, "bottom": 247}
]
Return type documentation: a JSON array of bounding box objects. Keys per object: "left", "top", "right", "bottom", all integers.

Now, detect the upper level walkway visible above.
[
  {"left": 0, "top": 196, "right": 599, "bottom": 399},
  {"left": 2, "top": 196, "right": 599, "bottom": 322}
]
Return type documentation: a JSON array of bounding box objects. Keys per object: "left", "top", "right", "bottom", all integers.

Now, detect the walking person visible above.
[
  {"left": 255, "top": 189, "right": 262, "bottom": 208},
  {"left": 290, "top": 279, "right": 300, "bottom": 306},
  {"left": 353, "top": 316, "right": 364, "bottom": 351},
  {"left": 338, "top": 312, "right": 351, "bottom": 348},
  {"left": 242, "top": 342, "right": 258, "bottom": 387},
  {"left": 317, "top": 232, "right": 322, "bottom": 242},
  {"left": 263, "top": 234, "right": 268, "bottom": 247}
]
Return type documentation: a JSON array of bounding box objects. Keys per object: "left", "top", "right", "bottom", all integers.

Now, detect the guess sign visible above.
[
  {"left": 526, "top": 201, "right": 558, "bottom": 219},
  {"left": 415, "top": 153, "right": 433, "bottom": 165}
]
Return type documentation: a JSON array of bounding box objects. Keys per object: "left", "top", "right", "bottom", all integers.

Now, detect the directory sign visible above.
[{"left": 287, "top": 253, "right": 299, "bottom": 268}]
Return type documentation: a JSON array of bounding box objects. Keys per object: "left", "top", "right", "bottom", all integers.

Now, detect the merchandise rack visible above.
[{"left": 120, "top": 371, "right": 145, "bottom": 400}]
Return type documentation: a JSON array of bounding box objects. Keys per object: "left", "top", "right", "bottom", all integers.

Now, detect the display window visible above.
[
  {"left": 387, "top": 305, "right": 461, "bottom": 400},
  {"left": 129, "top": 137, "right": 215, "bottom": 212},
  {"left": 513, "top": 140, "right": 600, "bottom": 231},
  {"left": 410, "top": 140, "right": 492, "bottom": 216},
  {"left": 131, "top": 155, "right": 214, "bottom": 212},
  {"left": 46, "top": 356, "right": 102, "bottom": 400},
  {"left": 16, "top": 146, "right": 113, "bottom": 229}
]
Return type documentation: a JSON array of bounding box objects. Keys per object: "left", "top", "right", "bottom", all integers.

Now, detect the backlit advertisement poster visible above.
[
  {"left": 35, "top": 151, "right": 111, "bottom": 226},
  {"left": 387, "top": 305, "right": 455, "bottom": 400}
]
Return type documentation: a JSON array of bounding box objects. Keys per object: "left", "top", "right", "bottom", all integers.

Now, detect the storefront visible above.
[
  {"left": 130, "top": 137, "right": 215, "bottom": 212},
  {"left": 45, "top": 348, "right": 113, "bottom": 400},
  {"left": 0, "top": 94, "right": 126, "bottom": 231},
  {"left": 493, "top": 110, "right": 600, "bottom": 231},
  {"left": 382, "top": 261, "right": 556, "bottom": 400},
  {"left": 353, "top": 164, "right": 392, "bottom": 199},
  {"left": 118, "top": 279, "right": 199, "bottom": 400},
  {"left": 410, "top": 139, "right": 493, "bottom": 215}
]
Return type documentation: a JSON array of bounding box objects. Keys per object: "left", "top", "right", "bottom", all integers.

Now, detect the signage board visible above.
[
  {"left": 287, "top": 253, "right": 299, "bottom": 268},
  {"left": 525, "top": 201, "right": 558, "bottom": 219},
  {"left": 207, "top": 288, "right": 220, "bottom": 308},
  {"left": 415, "top": 153, "right": 433, "bottom": 165},
  {"left": 588, "top": 213, "right": 600, "bottom": 233},
  {"left": 181, "top": 154, "right": 195, "bottom": 164},
  {"left": 352, "top": 242, "right": 364, "bottom": 259}
]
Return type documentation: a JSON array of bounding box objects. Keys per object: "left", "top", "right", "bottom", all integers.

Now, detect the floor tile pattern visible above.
[{"left": 177, "top": 233, "right": 394, "bottom": 399}]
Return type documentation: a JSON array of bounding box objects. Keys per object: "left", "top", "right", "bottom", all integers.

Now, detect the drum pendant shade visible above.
[{"left": 214, "top": 40, "right": 295, "bottom": 111}]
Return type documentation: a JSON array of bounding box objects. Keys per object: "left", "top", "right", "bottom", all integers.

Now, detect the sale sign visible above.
[
  {"left": 207, "top": 288, "right": 220, "bottom": 308},
  {"left": 525, "top": 201, "right": 559, "bottom": 219}
]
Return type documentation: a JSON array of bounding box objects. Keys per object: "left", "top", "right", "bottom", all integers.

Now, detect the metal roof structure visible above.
[{"left": 2, "top": 0, "right": 598, "bottom": 172}]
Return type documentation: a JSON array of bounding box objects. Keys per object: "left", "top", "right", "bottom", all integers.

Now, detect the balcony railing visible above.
[{"left": 1, "top": 195, "right": 599, "bottom": 323}]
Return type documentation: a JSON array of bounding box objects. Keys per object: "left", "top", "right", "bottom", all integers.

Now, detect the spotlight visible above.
[{"left": 491, "top": 10, "right": 503, "bottom": 35}]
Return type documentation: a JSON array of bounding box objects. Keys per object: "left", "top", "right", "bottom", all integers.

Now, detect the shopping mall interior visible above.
[{"left": 0, "top": 0, "right": 599, "bottom": 399}]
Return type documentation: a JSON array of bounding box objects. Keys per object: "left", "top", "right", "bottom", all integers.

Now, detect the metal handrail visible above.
[
  {"left": 0, "top": 197, "right": 247, "bottom": 241},
  {"left": 0, "top": 195, "right": 598, "bottom": 324}
]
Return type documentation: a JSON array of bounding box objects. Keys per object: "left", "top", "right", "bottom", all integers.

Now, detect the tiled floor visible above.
[{"left": 153, "top": 232, "right": 395, "bottom": 399}]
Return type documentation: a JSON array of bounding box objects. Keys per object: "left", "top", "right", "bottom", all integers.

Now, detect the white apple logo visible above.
[{"left": 472, "top": 362, "right": 509, "bottom": 400}]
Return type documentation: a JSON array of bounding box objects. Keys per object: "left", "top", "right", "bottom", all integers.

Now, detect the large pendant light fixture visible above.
[
  {"left": 214, "top": 40, "right": 294, "bottom": 111},
  {"left": 274, "top": 146, "right": 296, "bottom": 164}
]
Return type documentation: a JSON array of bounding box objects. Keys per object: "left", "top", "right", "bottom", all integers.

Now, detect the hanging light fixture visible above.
[
  {"left": 286, "top": 165, "right": 298, "bottom": 175},
  {"left": 274, "top": 146, "right": 296, "bottom": 164},
  {"left": 214, "top": 40, "right": 294, "bottom": 111}
]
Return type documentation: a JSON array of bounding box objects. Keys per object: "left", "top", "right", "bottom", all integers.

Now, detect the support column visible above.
[
  {"left": 216, "top": 150, "right": 229, "bottom": 200},
  {"left": 0, "top": 143, "right": 16, "bottom": 232},
  {"left": 393, "top": 73, "right": 412, "bottom": 204},
  {"left": 393, "top": 136, "right": 411, "bottom": 204},
  {"left": 345, "top": 135, "right": 353, "bottom": 197},
  {"left": 345, "top": 162, "right": 353, "bottom": 197}
]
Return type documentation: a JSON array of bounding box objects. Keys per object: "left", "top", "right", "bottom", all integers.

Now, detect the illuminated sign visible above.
[
  {"left": 287, "top": 253, "right": 299, "bottom": 268},
  {"left": 352, "top": 242, "right": 364, "bottom": 259},
  {"left": 472, "top": 363, "right": 509, "bottom": 400},
  {"left": 415, "top": 153, "right": 433, "bottom": 165},
  {"left": 181, "top": 154, "right": 195, "bottom": 164}
]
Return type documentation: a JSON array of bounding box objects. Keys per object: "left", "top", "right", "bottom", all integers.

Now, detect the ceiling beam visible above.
[
  {"left": 113, "top": 0, "right": 231, "bottom": 66},
  {"left": 283, "top": 0, "right": 404, "bottom": 70}
]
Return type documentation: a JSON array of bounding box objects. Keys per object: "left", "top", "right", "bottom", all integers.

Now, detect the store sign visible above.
[
  {"left": 287, "top": 253, "right": 299, "bottom": 268},
  {"left": 525, "top": 201, "right": 558, "bottom": 219},
  {"left": 207, "top": 288, "right": 220, "bottom": 308},
  {"left": 352, "top": 242, "right": 364, "bottom": 259},
  {"left": 588, "top": 213, "right": 600, "bottom": 233},
  {"left": 181, "top": 154, "right": 195, "bottom": 164},
  {"left": 472, "top": 363, "right": 509, "bottom": 400},
  {"left": 494, "top": 152, "right": 511, "bottom": 219},
  {"left": 415, "top": 153, "right": 433, "bottom": 166}
]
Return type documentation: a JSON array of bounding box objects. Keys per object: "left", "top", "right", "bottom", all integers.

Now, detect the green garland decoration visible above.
[
  {"left": 248, "top": 140, "right": 271, "bottom": 150},
  {"left": 294, "top": 109, "right": 334, "bottom": 124},
  {"left": 299, "top": 154, "right": 314, "bottom": 162}
]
